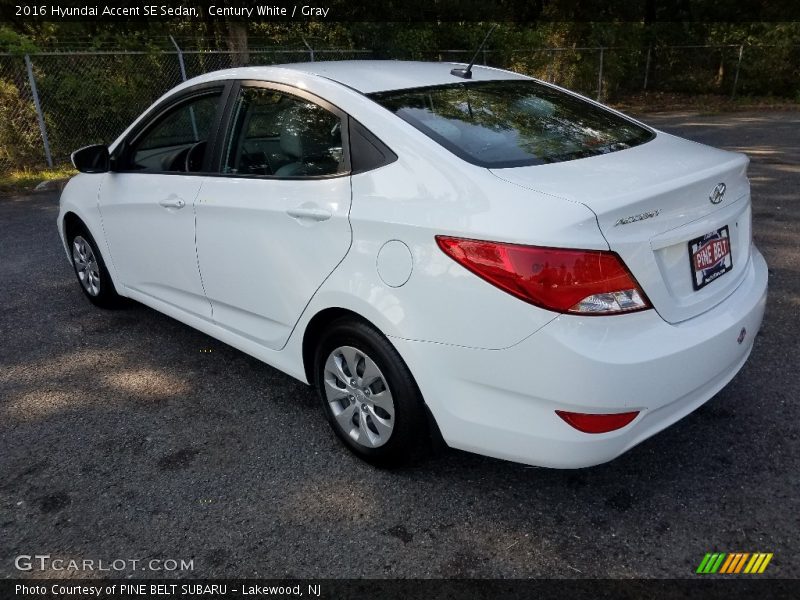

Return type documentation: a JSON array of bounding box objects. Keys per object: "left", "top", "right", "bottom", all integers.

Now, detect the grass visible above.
[{"left": 0, "top": 165, "right": 77, "bottom": 195}]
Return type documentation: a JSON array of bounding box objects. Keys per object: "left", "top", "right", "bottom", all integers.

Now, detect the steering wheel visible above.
[
  {"left": 165, "top": 147, "right": 189, "bottom": 171},
  {"left": 185, "top": 141, "right": 207, "bottom": 173}
]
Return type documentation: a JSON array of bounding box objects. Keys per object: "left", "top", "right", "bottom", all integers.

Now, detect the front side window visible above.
[
  {"left": 124, "top": 90, "right": 222, "bottom": 173},
  {"left": 222, "top": 87, "right": 345, "bottom": 177},
  {"left": 369, "top": 80, "right": 654, "bottom": 168}
]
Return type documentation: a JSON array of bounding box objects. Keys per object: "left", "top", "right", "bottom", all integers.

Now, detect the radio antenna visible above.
[{"left": 450, "top": 24, "right": 498, "bottom": 79}]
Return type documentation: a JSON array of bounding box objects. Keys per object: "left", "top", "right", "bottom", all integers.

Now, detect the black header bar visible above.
[{"left": 3, "top": 1, "right": 800, "bottom": 23}]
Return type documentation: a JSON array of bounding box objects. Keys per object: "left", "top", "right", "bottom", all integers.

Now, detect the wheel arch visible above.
[
  {"left": 301, "top": 307, "right": 372, "bottom": 385},
  {"left": 62, "top": 210, "right": 86, "bottom": 241},
  {"left": 299, "top": 306, "right": 447, "bottom": 452}
]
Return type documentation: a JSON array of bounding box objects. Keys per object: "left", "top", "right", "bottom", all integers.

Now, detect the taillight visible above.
[
  {"left": 435, "top": 236, "right": 651, "bottom": 315},
  {"left": 555, "top": 410, "right": 640, "bottom": 434}
]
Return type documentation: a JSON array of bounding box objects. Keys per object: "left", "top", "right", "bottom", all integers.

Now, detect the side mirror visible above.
[{"left": 71, "top": 144, "right": 110, "bottom": 173}]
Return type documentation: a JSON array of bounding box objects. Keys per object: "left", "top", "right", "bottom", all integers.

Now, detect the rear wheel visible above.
[
  {"left": 68, "top": 226, "right": 122, "bottom": 308},
  {"left": 314, "top": 318, "right": 429, "bottom": 467}
]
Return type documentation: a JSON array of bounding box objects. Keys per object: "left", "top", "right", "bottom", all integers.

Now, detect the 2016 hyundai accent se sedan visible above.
[{"left": 58, "top": 60, "right": 767, "bottom": 468}]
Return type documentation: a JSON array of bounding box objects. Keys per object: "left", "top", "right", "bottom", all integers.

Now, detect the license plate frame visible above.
[{"left": 688, "top": 225, "right": 733, "bottom": 291}]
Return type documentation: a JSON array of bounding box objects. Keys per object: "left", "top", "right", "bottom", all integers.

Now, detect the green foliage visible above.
[
  {"left": 1, "top": 20, "right": 798, "bottom": 173},
  {"left": 0, "top": 78, "right": 43, "bottom": 169},
  {"left": 0, "top": 27, "right": 39, "bottom": 53},
  {"left": 33, "top": 52, "right": 185, "bottom": 160}
]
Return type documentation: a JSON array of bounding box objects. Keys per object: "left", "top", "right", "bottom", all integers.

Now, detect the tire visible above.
[
  {"left": 68, "top": 225, "right": 123, "bottom": 309},
  {"left": 314, "top": 318, "right": 430, "bottom": 468}
]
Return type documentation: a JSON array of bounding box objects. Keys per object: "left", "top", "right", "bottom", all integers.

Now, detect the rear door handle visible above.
[
  {"left": 159, "top": 197, "right": 186, "bottom": 209},
  {"left": 286, "top": 207, "right": 332, "bottom": 222}
]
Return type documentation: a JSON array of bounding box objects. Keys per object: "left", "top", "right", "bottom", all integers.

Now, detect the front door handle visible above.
[
  {"left": 159, "top": 197, "right": 186, "bottom": 209},
  {"left": 286, "top": 207, "right": 332, "bottom": 222}
]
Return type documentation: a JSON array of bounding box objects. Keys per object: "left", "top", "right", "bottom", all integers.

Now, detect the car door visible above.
[
  {"left": 194, "top": 82, "right": 352, "bottom": 350},
  {"left": 99, "top": 86, "right": 225, "bottom": 320}
]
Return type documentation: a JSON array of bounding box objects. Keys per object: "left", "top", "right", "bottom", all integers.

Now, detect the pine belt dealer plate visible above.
[{"left": 689, "top": 225, "right": 733, "bottom": 290}]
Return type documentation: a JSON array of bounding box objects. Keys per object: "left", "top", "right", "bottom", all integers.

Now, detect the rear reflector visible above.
[
  {"left": 435, "top": 236, "right": 650, "bottom": 315},
  {"left": 556, "top": 410, "right": 640, "bottom": 434}
]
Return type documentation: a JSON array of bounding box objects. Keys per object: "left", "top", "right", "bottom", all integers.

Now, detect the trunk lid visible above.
[{"left": 491, "top": 132, "right": 752, "bottom": 323}]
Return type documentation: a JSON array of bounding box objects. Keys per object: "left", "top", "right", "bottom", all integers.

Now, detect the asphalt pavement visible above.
[{"left": 1, "top": 111, "right": 798, "bottom": 579}]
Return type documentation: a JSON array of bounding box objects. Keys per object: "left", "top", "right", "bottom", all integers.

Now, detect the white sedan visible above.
[{"left": 58, "top": 61, "right": 767, "bottom": 468}]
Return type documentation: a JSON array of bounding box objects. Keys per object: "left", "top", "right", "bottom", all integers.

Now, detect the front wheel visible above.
[
  {"left": 314, "top": 318, "right": 430, "bottom": 467},
  {"left": 69, "top": 227, "right": 122, "bottom": 308}
]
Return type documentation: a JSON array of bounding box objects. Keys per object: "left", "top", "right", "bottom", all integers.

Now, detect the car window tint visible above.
[
  {"left": 223, "top": 87, "right": 345, "bottom": 177},
  {"left": 369, "top": 80, "right": 654, "bottom": 168},
  {"left": 127, "top": 91, "right": 221, "bottom": 173}
]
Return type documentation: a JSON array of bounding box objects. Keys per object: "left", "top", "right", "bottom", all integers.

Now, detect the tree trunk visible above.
[{"left": 226, "top": 22, "right": 249, "bottom": 67}]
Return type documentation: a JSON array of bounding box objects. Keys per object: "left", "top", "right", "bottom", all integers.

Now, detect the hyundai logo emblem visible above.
[{"left": 710, "top": 183, "right": 727, "bottom": 205}]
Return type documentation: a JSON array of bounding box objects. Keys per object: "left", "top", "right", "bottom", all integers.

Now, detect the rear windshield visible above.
[{"left": 369, "top": 80, "right": 654, "bottom": 168}]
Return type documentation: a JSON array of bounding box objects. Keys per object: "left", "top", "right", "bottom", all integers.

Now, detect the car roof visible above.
[{"left": 200, "top": 60, "right": 530, "bottom": 94}]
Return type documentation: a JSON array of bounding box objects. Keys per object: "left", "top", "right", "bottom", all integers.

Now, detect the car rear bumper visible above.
[{"left": 391, "top": 246, "right": 768, "bottom": 468}]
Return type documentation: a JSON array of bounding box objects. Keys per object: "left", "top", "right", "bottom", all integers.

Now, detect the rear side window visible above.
[
  {"left": 369, "top": 80, "right": 654, "bottom": 168},
  {"left": 222, "top": 87, "right": 346, "bottom": 178}
]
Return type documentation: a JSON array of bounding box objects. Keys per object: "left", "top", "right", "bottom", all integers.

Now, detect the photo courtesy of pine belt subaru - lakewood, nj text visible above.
[{"left": 59, "top": 61, "right": 767, "bottom": 468}]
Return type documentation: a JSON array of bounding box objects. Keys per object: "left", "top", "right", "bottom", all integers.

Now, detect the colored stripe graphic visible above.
[
  {"left": 697, "top": 553, "right": 727, "bottom": 573},
  {"left": 698, "top": 552, "right": 773, "bottom": 574},
  {"left": 744, "top": 553, "right": 774, "bottom": 574},
  {"left": 710, "top": 553, "right": 726, "bottom": 573},
  {"left": 719, "top": 554, "right": 736, "bottom": 574},
  {"left": 733, "top": 553, "right": 750, "bottom": 573},
  {"left": 696, "top": 553, "right": 713, "bottom": 573},
  {"left": 744, "top": 554, "right": 760, "bottom": 573},
  {"left": 758, "top": 554, "right": 774, "bottom": 573}
]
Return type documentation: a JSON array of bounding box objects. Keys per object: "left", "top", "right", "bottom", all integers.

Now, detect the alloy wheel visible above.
[
  {"left": 72, "top": 235, "right": 101, "bottom": 296},
  {"left": 323, "top": 345, "right": 395, "bottom": 448}
]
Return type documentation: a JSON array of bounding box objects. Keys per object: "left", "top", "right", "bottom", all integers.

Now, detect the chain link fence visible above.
[
  {"left": 0, "top": 54, "right": 43, "bottom": 174},
  {"left": 0, "top": 47, "right": 373, "bottom": 174},
  {"left": 507, "top": 44, "right": 799, "bottom": 102},
  {"left": 1, "top": 44, "right": 798, "bottom": 175}
]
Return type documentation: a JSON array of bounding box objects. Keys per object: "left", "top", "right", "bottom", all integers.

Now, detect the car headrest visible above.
[
  {"left": 280, "top": 121, "right": 304, "bottom": 159},
  {"left": 279, "top": 106, "right": 335, "bottom": 160}
]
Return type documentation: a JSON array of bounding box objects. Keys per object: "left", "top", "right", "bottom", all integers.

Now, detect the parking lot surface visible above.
[{"left": 1, "top": 111, "right": 798, "bottom": 578}]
